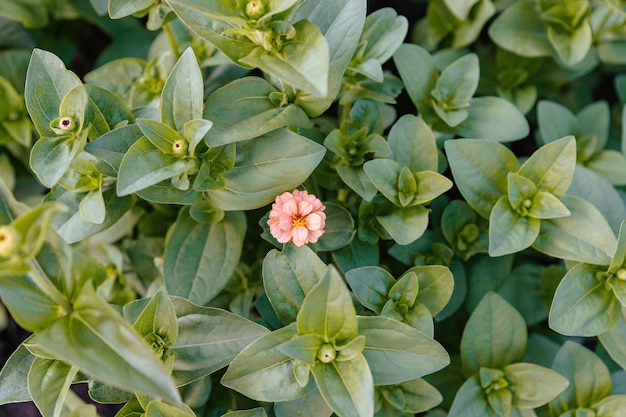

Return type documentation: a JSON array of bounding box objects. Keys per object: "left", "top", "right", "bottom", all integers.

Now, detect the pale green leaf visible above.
[
  {"left": 549, "top": 263, "right": 619, "bottom": 337},
  {"left": 461, "top": 292, "right": 527, "bottom": 377}
]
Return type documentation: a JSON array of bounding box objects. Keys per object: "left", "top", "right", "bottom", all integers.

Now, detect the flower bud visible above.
[
  {"left": 172, "top": 139, "right": 188, "bottom": 156},
  {"left": 245, "top": 0, "right": 266, "bottom": 19},
  {"left": 317, "top": 344, "right": 336, "bottom": 363},
  {"left": 58, "top": 116, "right": 75, "bottom": 131},
  {"left": 0, "top": 225, "right": 19, "bottom": 258}
]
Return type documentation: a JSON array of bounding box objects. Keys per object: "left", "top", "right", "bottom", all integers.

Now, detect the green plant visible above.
[{"left": 2, "top": 1, "right": 626, "bottom": 417}]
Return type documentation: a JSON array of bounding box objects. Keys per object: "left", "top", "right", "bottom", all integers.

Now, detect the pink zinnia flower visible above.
[{"left": 268, "top": 189, "right": 326, "bottom": 247}]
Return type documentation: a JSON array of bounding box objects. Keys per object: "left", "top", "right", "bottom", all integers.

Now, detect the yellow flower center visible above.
[{"left": 292, "top": 216, "right": 306, "bottom": 228}]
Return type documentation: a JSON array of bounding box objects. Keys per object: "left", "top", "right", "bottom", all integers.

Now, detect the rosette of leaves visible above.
[
  {"left": 324, "top": 99, "right": 392, "bottom": 201},
  {"left": 441, "top": 200, "right": 489, "bottom": 261},
  {"left": 340, "top": 7, "right": 407, "bottom": 106},
  {"left": 592, "top": 2, "right": 626, "bottom": 66},
  {"left": 227, "top": 245, "right": 449, "bottom": 417},
  {"left": 393, "top": 43, "right": 529, "bottom": 142},
  {"left": 345, "top": 264, "right": 454, "bottom": 336},
  {"left": 166, "top": 0, "right": 328, "bottom": 98},
  {"left": 24, "top": 49, "right": 91, "bottom": 189},
  {"left": 536, "top": 100, "right": 626, "bottom": 185},
  {"left": 360, "top": 115, "right": 452, "bottom": 245},
  {"left": 445, "top": 135, "right": 617, "bottom": 262},
  {"left": 488, "top": 0, "right": 593, "bottom": 68},
  {"left": 412, "top": 0, "right": 496, "bottom": 52},
  {"left": 447, "top": 292, "right": 569, "bottom": 417},
  {"left": 549, "top": 341, "right": 626, "bottom": 417},
  {"left": 549, "top": 220, "right": 626, "bottom": 337}
]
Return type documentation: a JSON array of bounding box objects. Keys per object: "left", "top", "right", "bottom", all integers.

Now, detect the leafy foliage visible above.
[{"left": 1, "top": 1, "right": 626, "bottom": 417}]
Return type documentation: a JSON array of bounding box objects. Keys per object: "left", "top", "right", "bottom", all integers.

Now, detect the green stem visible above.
[
  {"left": 163, "top": 23, "right": 181, "bottom": 60},
  {"left": 28, "top": 258, "right": 73, "bottom": 314}
]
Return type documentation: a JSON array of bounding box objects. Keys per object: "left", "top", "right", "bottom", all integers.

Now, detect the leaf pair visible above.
[{"left": 448, "top": 292, "right": 568, "bottom": 417}]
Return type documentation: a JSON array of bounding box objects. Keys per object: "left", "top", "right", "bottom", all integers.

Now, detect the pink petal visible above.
[
  {"left": 305, "top": 213, "right": 324, "bottom": 230},
  {"left": 298, "top": 200, "right": 313, "bottom": 217},
  {"left": 291, "top": 226, "right": 309, "bottom": 246},
  {"left": 282, "top": 199, "right": 298, "bottom": 216}
]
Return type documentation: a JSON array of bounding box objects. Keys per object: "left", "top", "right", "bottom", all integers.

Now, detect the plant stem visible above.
[{"left": 163, "top": 22, "right": 181, "bottom": 60}]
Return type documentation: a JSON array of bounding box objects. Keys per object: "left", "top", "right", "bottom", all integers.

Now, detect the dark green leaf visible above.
[{"left": 163, "top": 208, "right": 246, "bottom": 305}]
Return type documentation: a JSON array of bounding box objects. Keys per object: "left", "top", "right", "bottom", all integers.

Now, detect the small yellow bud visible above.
[
  {"left": 523, "top": 198, "right": 532, "bottom": 209},
  {"left": 317, "top": 344, "right": 336, "bottom": 363},
  {"left": 617, "top": 268, "right": 626, "bottom": 280},
  {"left": 0, "top": 225, "right": 19, "bottom": 258},
  {"left": 245, "top": 0, "right": 266, "bottom": 19},
  {"left": 172, "top": 139, "right": 188, "bottom": 156}
]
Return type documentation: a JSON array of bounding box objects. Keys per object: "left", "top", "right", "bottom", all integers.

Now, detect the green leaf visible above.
[
  {"left": 547, "top": 21, "right": 592, "bottom": 67},
  {"left": 238, "top": 20, "right": 330, "bottom": 97},
  {"left": 358, "top": 316, "right": 449, "bottom": 385},
  {"left": 49, "top": 187, "right": 136, "bottom": 244},
  {"left": 489, "top": 196, "right": 541, "bottom": 257},
  {"left": 117, "top": 137, "right": 197, "bottom": 196},
  {"left": 291, "top": 0, "right": 367, "bottom": 116},
  {"left": 24, "top": 49, "right": 82, "bottom": 137},
  {"left": 392, "top": 44, "right": 439, "bottom": 122},
  {"left": 549, "top": 263, "right": 619, "bottom": 337},
  {"left": 221, "top": 323, "right": 309, "bottom": 402},
  {"left": 536, "top": 101, "right": 578, "bottom": 145},
  {"left": 161, "top": 47, "right": 204, "bottom": 131},
  {"left": 376, "top": 205, "right": 430, "bottom": 245},
  {"left": 30, "top": 132, "right": 88, "bottom": 188},
  {"left": 534, "top": 195, "right": 617, "bottom": 265},
  {"left": 132, "top": 291, "right": 178, "bottom": 345},
  {"left": 388, "top": 114, "right": 438, "bottom": 172},
  {"left": 586, "top": 150, "right": 626, "bottom": 186},
  {"left": 315, "top": 203, "right": 355, "bottom": 252},
  {"left": 203, "top": 77, "right": 310, "bottom": 147},
  {"left": 337, "top": 165, "right": 379, "bottom": 202},
  {"left": 444, "top": 139, "right": 519, "bottom": 219},
  {"left": 311, "top": 355, "right": 373, "bottom": 417},
  {"left": 431, "top": 53, "right": 479, "bottom": 127},
  {"left": 345, "top": 266, "right": 395, "bottom": 314},
  {"left": 136, "top": 118, "right": 181, "bottom": 153},
  {"left": 222, "top": 408, "right": 268, "bottom": 417},
  {"left": 528, "top": 191, "right": 570, "bottom": 219},
  {"left": 487, "top": 1, "right": 552, "bottom": 58},
  {"left": 461, "top": 292, "right": 527, "bottom": 377},
  {"left": 274, "top": 388, "right": 333, "bottom": 417},
  {"left": 84, "top": 124, "right": 143, "bottom": 173},
  {"left": 448, "top": 375, "right": 493, "bottom": 417},
  {"left": 165, "top": 296, "right": 269, "bottom": 386},
  {"left": 0, "top": 343, "right": 35, "bottom": 404},
  {"left": 263, "top": 244, "right": 328, "bottom": 324},
  {"left": 208, "top": 129, "right": 326, "bottom": 210},
  {"left": 28, "top": 358, "right": 78, "bottom": 417},
  {"left": 163, "top": 208, "right": 245, "bottom": 305},
  {"left": 517, "top": 135, "right": 576, "bottom": 198},
  {"left": 598, "top": 311, "right": 626, "bottom": 371},
  {"left": 278, "top": 334, "right": 323, "bottom": 365},
  {"left": 297, "top": 266, "right": 357, "bottom": 343},
  {"left": 504, "top": 362, "right": 569, "bottom": 408},
  {"left": 454, "top": 97, "right": 530, "bottom": 142},
  {"left": 411, "top": 265, "right": 455, "bottom": 317},
  {"left": 550, "top": 341, "right": 612, "bottom": 415},
  {"left": 108, "top": 0, "right": 153, "bottom": 18},
  {"left": 25, "top": 281, "right": 180, "bottom": 403}
]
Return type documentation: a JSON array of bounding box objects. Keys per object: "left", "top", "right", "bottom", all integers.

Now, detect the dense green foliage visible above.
[{"left": 2, "top": 0, "right": 626, "bottom": 416}]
